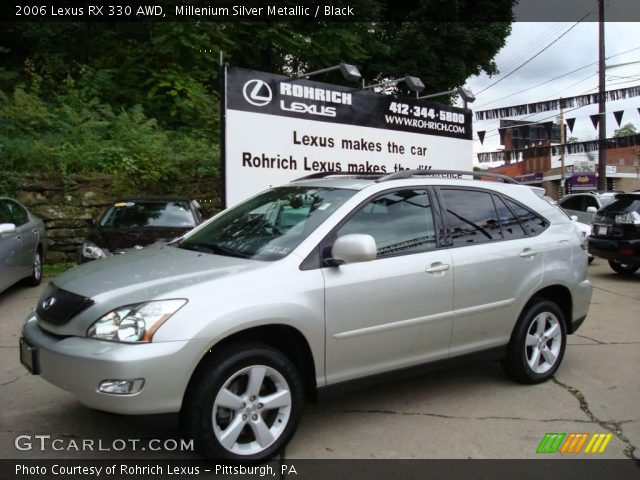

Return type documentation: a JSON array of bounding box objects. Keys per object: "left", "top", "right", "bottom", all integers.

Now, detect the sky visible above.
[{"left": 463, "top": 21, "right": 640, "bottom": 165}]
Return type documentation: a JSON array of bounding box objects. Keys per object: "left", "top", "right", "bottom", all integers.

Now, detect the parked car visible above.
[
  {"left": 0, "top": 197, "right": 47, "bottom": 293},
  {"left": 20, "top": 171, "right": 592, "bottom": 461},
  {"left": 544, "top": 196, "right": 593, "bottom": 264},
  {"left": 558, "top": 191, "right": 618, "bottom": 224},
  {"left": 78, "top": 197, "right": 203, "bottom": 263},
  {"left": 589, "top": 192, "right": 640, "bottom": 274}
]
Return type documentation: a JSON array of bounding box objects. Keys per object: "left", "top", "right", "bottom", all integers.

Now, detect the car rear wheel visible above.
[
  {"left": 24, "top": 248, "right": 43, "bottom": 287},
  {"left": 608, "top": 259, "right": 639, "bottom": 275},
  {"left": 502, "top": 299, "right": 566, "bottom": 384},
  {"left": 181, "top": 343, "right": 303, "bottom": 461}
]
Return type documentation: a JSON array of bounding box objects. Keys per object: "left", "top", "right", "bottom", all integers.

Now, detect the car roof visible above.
[
  {"left": 288, "top": 170, "right": 534, "bottom": 195},
  {"left": 110, "top": 196, "right": 193, "bottom": 204}
]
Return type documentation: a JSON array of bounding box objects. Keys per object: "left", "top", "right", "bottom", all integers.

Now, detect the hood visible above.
[
  {"left": 53, "top": 245, "right": 263, "bottom": 300},
  {"left": 88, "top": 226, "right": 191, "bottom": 252}
]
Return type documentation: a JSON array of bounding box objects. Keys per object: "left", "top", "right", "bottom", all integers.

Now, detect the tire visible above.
[
  {"left": 24, "top": 247, "right": 43, "bottom": 287},
  {"left": 608, "top": 259, "right": 639, "bottom": 275},
  {"left": 502, "top": 299, "right": 567, "bottom": 384},
  {"left": 181, "top": 342, "right": 304, "bottom": 461}
]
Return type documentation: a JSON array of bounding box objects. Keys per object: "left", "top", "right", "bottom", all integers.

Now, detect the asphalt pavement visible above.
[{"left": 0, "top": 260, "right": 638, "bottom": 460}]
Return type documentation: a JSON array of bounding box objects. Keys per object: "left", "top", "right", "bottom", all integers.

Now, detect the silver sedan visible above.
[{"left": 0, "top": 197, "right": 47, "bottom": 293}]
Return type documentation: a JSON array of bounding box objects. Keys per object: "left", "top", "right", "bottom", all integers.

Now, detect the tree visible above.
[
  {"left": 614, "top": 123, "right": 637, "bottom": 137},
  {"left": 0, "top": 1, "right": 515, "bottom": 187}
]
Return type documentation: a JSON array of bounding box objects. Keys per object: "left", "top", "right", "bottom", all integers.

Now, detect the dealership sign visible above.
[{"left": 223, "top": 66, "right": 473, "bottom": 206}]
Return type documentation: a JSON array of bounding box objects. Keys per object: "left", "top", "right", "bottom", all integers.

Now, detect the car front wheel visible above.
[
  {"left": 182, "top": 343, "right": 304, "bottom": 461},
  {"left": 502, "top": 299, "right": 566, "bottom": 384},
  {"left": 25, "top": 248, "right": 43, "bottom": 287},
  {"left": 608, "top": 259, "right": 639, "bottom": 275}
]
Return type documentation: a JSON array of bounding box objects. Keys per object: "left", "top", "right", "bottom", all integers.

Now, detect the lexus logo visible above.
[
  {"left": 42, "top": 297, "right": 56, "bottom": 311},
  {"left": 243, "top": 79, "right": 272, "bottom": 107}
]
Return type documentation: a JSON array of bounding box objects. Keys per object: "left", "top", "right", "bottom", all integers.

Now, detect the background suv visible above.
[
  {"left": 558, "top": 191, "right": 618, "bottom": 224},
  {"left": 20, "top": 171, "right": 591, "bottom": 461},
  {"left": 589, "top": 192, "right": 640, "bottom": 274}
]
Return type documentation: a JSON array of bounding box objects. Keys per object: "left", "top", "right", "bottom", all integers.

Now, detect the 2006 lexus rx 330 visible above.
[{"left": 20, "top": 170, "right": 592, "bottom": 461}]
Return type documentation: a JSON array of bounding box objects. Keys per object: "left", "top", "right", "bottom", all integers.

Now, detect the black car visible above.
[
  {"left": 79, "top": 198, "right": 203, "bottom": 263},
  {"left": 589, "top": 193, "right": 640, "bottom": 275}
]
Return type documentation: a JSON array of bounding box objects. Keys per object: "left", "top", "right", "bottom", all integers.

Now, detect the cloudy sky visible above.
[{"left": 463, "top": 21, "right": 640, "bottom": 164}]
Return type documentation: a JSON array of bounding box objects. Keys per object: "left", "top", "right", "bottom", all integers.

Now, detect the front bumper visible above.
[
  {"left": 21, "top": 314, "right": 209, "bottom": 415},
  {"left": 589, "top": 237, "right": 640, "bottom": 265}
]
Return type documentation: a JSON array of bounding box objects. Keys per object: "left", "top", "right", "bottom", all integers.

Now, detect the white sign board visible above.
[{"left": 224, "top": 67, "right": 473, "bottom": 207}]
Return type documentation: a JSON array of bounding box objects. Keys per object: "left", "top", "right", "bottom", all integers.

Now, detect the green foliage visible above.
[
  {"left": 614, "top": 123, "right": 637, "bottom": 137},
  {"left": 0, "top": 4, "right": 514, "bottom": 196}
]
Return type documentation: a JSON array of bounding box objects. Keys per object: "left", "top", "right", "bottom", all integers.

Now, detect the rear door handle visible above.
[
  {"left": 519, "top": 248, "right": 537, "bottom": 258},
  {"left": 15, "top": 235, "right": 21, "bottom": 241},
  {"left": 426, "top": 262, "right": 450, "bottom": 274}
]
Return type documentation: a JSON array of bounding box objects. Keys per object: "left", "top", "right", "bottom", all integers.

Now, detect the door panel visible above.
[{"left": 323, "top": 250, "right": 454, "bottom": 384}]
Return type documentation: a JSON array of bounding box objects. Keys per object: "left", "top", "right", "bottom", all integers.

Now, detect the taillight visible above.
[{"left": 614, "top": 212, "right": 640, "bottom": 225}]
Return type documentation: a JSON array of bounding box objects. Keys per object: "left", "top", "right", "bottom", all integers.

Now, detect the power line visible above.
[
  {"left": 475, "top": 17, "right": 590, "bottom": 96},
  {"left": 466, "top": 23, "right": 569, "bottom": 92}
]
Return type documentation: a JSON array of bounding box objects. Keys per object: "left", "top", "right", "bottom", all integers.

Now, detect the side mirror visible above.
[
  {"left": 586, "top": 206, "right": 597, "bottom": 214},
  {"left": 0, "top": 223, "right": 17, "bottom": 235},
  {"left": 570, "top": 215, "right": 579, "bottom": 222},
  {"left": 84, "top": 218, "right": 96, "bottom": 227},
  {"left": 330, "top": 234, "right": 377, "bottom": 265}
]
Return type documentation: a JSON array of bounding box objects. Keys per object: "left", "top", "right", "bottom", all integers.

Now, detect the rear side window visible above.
[
  {"left": 440, "top": 189, "right": 502, "bottom": 246},
  {"left": 493, "top": 196, "right": 527, "bottom": 239},
  {"left": 503, "top": 198, "right": 548, "bottom": 236}
]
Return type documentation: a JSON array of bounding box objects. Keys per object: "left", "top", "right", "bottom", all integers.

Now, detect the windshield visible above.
[
  {"left": 100, "top": 201, "right": 196, "bottom": 228},
  {"left": 178, "top": 186, "right": 356, "bottom": 260}
]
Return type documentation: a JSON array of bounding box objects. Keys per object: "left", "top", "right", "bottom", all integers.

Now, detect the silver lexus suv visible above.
[{"left": 20, "top": 170, "right": 592, "bottom": 461}]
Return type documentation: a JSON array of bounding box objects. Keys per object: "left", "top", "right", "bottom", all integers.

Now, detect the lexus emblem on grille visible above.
[{"left": 42, "top": 297, "right": 57, "bottom": 311}]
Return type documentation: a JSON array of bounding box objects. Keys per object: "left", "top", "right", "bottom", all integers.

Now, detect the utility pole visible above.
[
  {"left": 597, "top": 0, "right": 607, "bottom": 190},
  {"left": 559, "top": 100, "right": 565, "bottom": 197}
]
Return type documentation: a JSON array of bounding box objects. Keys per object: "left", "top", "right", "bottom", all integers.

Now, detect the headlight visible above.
[
  {"left": 81, "top": 241, "right": 108, "bottom": 259},
  {"left": 87, "top": 299, "right": 187, "bottom": 343}
]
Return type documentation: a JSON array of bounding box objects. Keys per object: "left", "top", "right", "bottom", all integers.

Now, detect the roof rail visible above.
[
  {"left": 292, "top": 169, "right": 520, "bottom": 184},
  {"left": 376, "top": 169, "right": 520, "bottom": 184},
  {"left": 292, "top": 171, "right": 384, "bottom": 182}
]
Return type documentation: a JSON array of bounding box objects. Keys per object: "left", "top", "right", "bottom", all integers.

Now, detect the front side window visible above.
[
  {"left": 336, "top": 189, "right": 436, "bottom": 258},
  {"left": 2, "top": 200, "right": 29, "bottom": 226},
  {"left": 440, "top": 189, "right": 502, "bottom": 246},
  {"left": 179, "top": 186, "right": 356, "bottom": 261}
]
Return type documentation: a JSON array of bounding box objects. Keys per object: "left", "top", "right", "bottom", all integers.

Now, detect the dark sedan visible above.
[{"left": 78, "top": 198, "right": 203, "bottom": 263}]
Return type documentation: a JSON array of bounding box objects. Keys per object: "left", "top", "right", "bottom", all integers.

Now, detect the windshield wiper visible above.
[{"left": 179, "top": 242, "right": 251, "bottom": 259}]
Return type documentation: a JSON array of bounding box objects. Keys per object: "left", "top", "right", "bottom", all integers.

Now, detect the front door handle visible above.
[
  {"left": 520, "top": 248, "right": 537, "bottom": 258},
  {"left": 426, "top": 262, "right": 450, "bottom": 274},
  {"left": 15, "top": 235, "right": 21, "bottom": 241}
]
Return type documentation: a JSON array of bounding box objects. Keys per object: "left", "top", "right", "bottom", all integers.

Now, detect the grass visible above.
[{"left": 43, "top": 262, "right": 76, "bottom": 277}]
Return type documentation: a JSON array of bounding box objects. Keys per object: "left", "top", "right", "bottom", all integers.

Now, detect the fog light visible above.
[{"left": 98, "top": 379, "right": 144, "bottom": 395}]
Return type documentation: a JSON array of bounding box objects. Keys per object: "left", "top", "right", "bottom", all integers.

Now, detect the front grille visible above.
[{"left": 36, "top": 283, "right": 94, "bottom": 326}]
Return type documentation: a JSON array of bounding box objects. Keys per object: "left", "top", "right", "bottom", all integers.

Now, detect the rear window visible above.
[
  {"left": 602, "top": 195, "right": 640, "bottom": 214},
  {"left": 100, "top": 201, "right": 196, "bottom": 228}
]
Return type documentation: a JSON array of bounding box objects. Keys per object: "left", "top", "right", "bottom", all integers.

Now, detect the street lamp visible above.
[
  {"left": 418, "top": 87, "right": 476, "bottom": 108},
  {"left": 299, "top": 63, "right": 362, "bottom": 83},
  {"left": 363, "top": 76, "right": 425, "bottom": 94}
]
